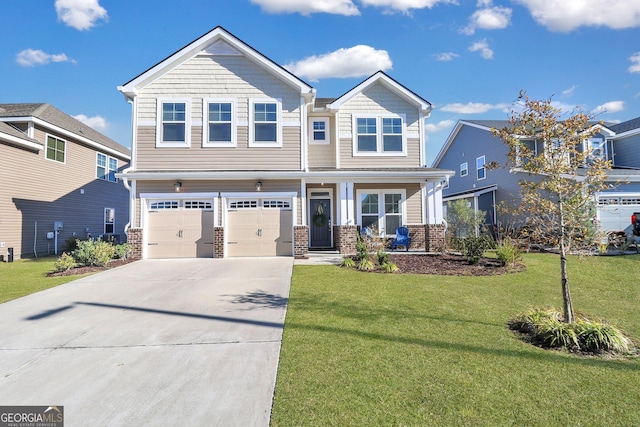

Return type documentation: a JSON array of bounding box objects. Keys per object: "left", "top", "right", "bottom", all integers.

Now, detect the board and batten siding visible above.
[
  {"left": 0, "top": 129, "right": 129, "bottom": 259},
  {"left": 134, "top": 54, "right": 303, "bottom": 170},
  {"left": 336, "top": 84, "right": 422, "bottom": 168}
]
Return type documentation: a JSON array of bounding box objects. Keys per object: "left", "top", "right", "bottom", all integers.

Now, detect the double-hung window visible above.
[
  {"left": 460, "top": 162, "right": 468, "bottom": 177},
  {"left": 354, "top": 115, "right": 405, "bottom": 155},
  {"left": 157, "top": 99, "right": 190, "bottom": 147},
  {"left": 46, "top": 135, "right": 65, "bottom": 163},
  {"left": 476, "top": 156, "right": 486, "bottom": 180},
  {"left": 310, "top": 118, "right": 329, "bottom": 144},
  {"left": 104, "top": 208, "right": 115, "bottom": 234},
  {"left": 97, "top": 153, "right": 118, "bottom": 182},
  {"left": 357, "top": 189, "right": 406, "bottom": 236},
  {"left": 250, "top": 99, "right": 281, "bottom": 147},
  {"left": 204, "top": 100, "right": 235, "bottom": 147}
]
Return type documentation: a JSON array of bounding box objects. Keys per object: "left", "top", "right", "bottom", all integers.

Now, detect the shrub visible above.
[
  {"left": 380, "top": 262, "right": 399, "bottom": 273},
  {"left": 357, "top": 258, "right": 375, "bottom": 271},
  {"left": 114, "top": 243, "right": 131, "bottom": 259},
  {"left": 339, "top": 257, "right": 356, "bottom": 268},
  {"left": 459, "top": 236, "right": 491, "bottom": 264},
  {"left": 73, "top": 239, "right": 115, "bottom": 267},
  {"left": 575, "top": 319, "right": 630, "bottom": 353},
  {"left": 376, "top": 250, "right": 389, "bottom": 266},
  {"left": 536, "top": 317, "right": 580, "bottom": 349},
  {"left": 496, "top": 237, "right": 522, "bottom": 268},
  {"left": 54, "top": 252, "right": 77, "bottom": 272}
]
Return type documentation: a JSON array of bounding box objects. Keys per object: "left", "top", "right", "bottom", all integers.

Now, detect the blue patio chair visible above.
[{"left": 390, "top": 226, "right": 410, "bottom": 251}]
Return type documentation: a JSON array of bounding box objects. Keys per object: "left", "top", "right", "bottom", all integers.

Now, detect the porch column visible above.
[
  {"left": 425, "top": 181, "right": 444, "bottom": 225},
  {"left": 338, "top": 182, "right": 355, "bottom": 226},
  {"left": 335, "top": 182, "right": 357, "bottom": 255}
]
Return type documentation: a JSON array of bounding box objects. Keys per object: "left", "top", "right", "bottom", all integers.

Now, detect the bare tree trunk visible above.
[{"left": 559, "top": 202, "right": 574, "bottom": 324}]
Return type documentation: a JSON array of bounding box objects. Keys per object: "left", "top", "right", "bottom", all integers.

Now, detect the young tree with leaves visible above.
[{"left": 493, "top": 93, "right": 611, "bottom": 324}]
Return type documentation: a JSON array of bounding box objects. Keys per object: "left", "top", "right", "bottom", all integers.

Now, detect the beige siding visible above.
[
  {"left": 337, "top": 84, "right": 422, "bottom": 168},
  {"left": 135, "top": 55, "right": 303, "bottom": 171},
  {"left": 354, "top": 183, "right": 423, "bottom": 224},
  {"left": 0, "top": 129, "right": 129, "bottom": 259},
  {"left": 308, "top": 116, "right": 336, "bottom": 168}
]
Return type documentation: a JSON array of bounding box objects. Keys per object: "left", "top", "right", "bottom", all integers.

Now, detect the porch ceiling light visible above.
[
  {"left": 256, "top": 181, "right": 262, "bottom": 191},
  {"left": 174, "top": 181, "right": 182, "bottom": 192}
]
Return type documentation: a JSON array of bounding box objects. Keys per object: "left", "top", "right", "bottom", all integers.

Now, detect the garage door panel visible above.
[
  {"left": 147, "top": 204, "right": 214, "bottom": 259},
  {"left": 226, "top": 201, "right": 293, "bottom": 257}
]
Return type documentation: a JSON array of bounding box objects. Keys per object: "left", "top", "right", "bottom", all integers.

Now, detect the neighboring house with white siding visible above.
[
  {"left": 432, "top": 118, "right": 640, "bottom": 236},
  {"left": 0, "top": 103, "right": 131, "bottom": 260},
  {"left": 117, "top": 26, "right": 453, "bottom": 259}
]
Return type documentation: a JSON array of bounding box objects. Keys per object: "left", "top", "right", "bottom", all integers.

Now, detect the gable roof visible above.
[
  {"left": 119, "top": 26, "right": 315, "bottom": 100},
  {"left": 0, "top": 121, "right": 43, "bottom": 151},
  {"left": 327, "top": 71, "right": 432, "bottom": 115},
  {"left": 608, "top": 116, "right": 640, "bottom": 136},
  {"left": 0, "top": 103, "right": 130, "bottom": 159},
  {"left": 431, "top": 120, "right": 509, "bottom": 167}
]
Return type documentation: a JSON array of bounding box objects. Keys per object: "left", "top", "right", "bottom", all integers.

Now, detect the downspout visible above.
[
  {"left": 33, "top": 221, "right": 38, "bottom": 258},
  {"left": 127, "top": 95, "right": 138, "bottom": 230}
]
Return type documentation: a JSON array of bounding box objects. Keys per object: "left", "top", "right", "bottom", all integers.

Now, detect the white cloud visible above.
[
  {"left": 468, "top": 39, "right": 494, "bottom": 59},
  {"left": 16, "top": 49, "right": 76, "bottom": 67},
  {"left": 250, "top": 0, "right": 360, "bottom": 15},
  {"left": 55, "top": 0, "right": 108, "bottom": 30},
  {"left": 360, "top": 0, "right": 457, "bottom": 13},
  {"left": 433, "top": 52, "right": 460, "bottom": 61},
  {"left": 284, "top": 45, "right": 392, "bottom": 81},
  {"left": 592, "top": 101, "right": 625, "bottom": 115},
  {"left": 561, "top": 85, "right": 578, "bottom": 97},
  {"left": 513, "top": 0, "right": 640, "bottom": 32},
  {"left": 462, "top": 3, "right": 512, "bottom": 35},
  {"left": 425, "top": 119, "right": 456, "bottom": 134},
  {"left": 441, "top": 102, "right": 508, "bottom": 114},
  {"left": 628, "top": 52, "right": 640, "bottom": 73},
  {"left": 73, "top": 114, "right": 108, "bottom": 131}
]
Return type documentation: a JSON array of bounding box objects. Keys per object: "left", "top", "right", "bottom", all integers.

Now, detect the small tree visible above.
[
  {"left": 493, "top": 93, "right": 611, "bottom": 324},
  {"left": 446, "top": 199, "right": 486, "bottom": 239}
]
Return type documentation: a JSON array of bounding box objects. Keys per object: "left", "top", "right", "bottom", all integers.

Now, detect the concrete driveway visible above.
[{"left": 0, "top": 258, "right": 293, "bottom": 426}]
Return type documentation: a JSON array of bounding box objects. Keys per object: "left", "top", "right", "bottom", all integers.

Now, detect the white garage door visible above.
[
  {"left": 147, "top": 200, "right": 215, "bottom": 259},
  {"left": 227, "top": 199, "right": 293, "bottom": 257}
]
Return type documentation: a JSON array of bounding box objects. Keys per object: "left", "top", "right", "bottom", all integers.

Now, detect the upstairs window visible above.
[
  {"left": 354, "top": 115, "right": 406, "bottom": 155},
  {"left": 310, "top": 118, "right": 329, "bottom": 144},
  {"left": 460, "top": 162, "right": 468, "bottom": 177},
  {"left": 46, "top": 135, "right": 66, "bottom": 163},
  {"left": 97, "top": 153, "right": 118, "bottom": 182},
  {"left": 250, "top": 99, "right": 281, "bottom": 147},
  {"left": 157, "top": 99, "right": 190, "bottom": 147},
  {"left": 204, "top": 100, "right": 235, "bottom": 146},
  {"left": 476, "top": 156, "right": 486, "bottom": 180}
]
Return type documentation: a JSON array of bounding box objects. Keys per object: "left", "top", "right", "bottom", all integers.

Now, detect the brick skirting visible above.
[
  {"left": 334, "top": 225, "right": 358, "bottom": 255},
  {"left": 126, "top": 228, "right": 143, "bottom": 260},
  {"left": 294, "top": 226, "right": 308, "bottom": 258},
  {"left": 214, "top": 227, "right": 224, "bottom": 258}
]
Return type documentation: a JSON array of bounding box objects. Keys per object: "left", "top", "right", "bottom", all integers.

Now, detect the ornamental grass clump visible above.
[{"left": 509, "top": 307, "right": 633, "bottom": 355}]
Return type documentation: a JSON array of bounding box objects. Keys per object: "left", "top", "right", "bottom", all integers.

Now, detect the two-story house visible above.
[
  {"left": 432, "top": 118, "right": 640, "bottom": 235},
  {"left": 0, "top": 103, "right": 131, "bottom": 260},
  {"left": 117, "top": 26, "right": 452, "bottom": 259}
]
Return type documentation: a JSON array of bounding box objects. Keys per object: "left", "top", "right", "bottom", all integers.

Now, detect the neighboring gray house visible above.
[
  {"left": 432, "top": 118, "right": 640, "bottom": 235},
  {"left": 117, "top": 26, "right": 453, "bottom": 259},
  {"left": 0, "top": 103, "right": 131, "bottom": 260}
]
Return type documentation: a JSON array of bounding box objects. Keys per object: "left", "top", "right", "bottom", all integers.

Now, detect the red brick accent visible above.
[
  {"left": 334, "top": 225, "right": 358, "bottom": 255},
  {"left": 426, "top": 224, "right": 446, "bottom": 253},
  {"left": 406, "top": 225, "right": 427, "bottom": 250},
  {"left": 126, "top": 228, "right": 143, "bottom": 260},
  {"left": 294, "top": 226, "right": 308, "bottom": 258},
  {"left": 214, "top": 227, "right": 224, "bottom": 258}
]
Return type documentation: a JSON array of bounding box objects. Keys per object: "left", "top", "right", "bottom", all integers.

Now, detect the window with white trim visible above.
[
  {"left": 184, "top": 201, "right": 213, "bottom": 209},
  {"left": 250, "top": 99, "right": 281, "bottom": 147},
  {"left": 46, "top": 135, "right": 65, "bottom": 163},
  {"left": 157, "top": 99, "right": 190, "bottom": 147},
  {"left": 310, "top": 118, "right": 329, "bottom": 144},
  {"left": 357, "top": 190, "right": 406, "bottom": 235},
  {"left": 104, "top": 208, "right": 115, "bottom": 234},
  {"left": 97, "top": 153, "right": 118, "bottom": 182},
  {"left": 354, "top": 115, "right": 405, "bottom": 155},
  {"left": 204, "top": 100, "right": 235, "bottom": 146},
  {"left": 263, "top": 200, "right": 292, "bottom": 209},
  {"left": 460, "top": 162, "right": 468, "bottom": 177},
  {"left": 150, "top": 201, "right": 179, "bottom": 210},
  {"left": 229, "top": 200, "right": 258, "bottom": 209},
  {"left": 476, "top": 156, "right": 486, "bottom": 180}
]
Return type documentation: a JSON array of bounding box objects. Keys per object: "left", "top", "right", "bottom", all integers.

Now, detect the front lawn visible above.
[
  {"left": 271, "top": 253, "right": 640, "bottom": 426},
  {"left": 0, "top": 257, "right": 91, "bottom": 303}
]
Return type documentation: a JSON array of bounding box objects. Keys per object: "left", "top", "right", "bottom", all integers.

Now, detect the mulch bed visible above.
[
  {"left": 388, "top": 253, "right": 523, "bottom": 275},
  {"left": 47, "top": 258, "right": 138, "bottom": 277}
]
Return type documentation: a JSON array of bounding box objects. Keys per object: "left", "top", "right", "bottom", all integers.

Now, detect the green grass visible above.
[
  {"left": 271, "top": 253, "right": 640, "bottom": 426},
  {"left": 0, "top": 257, "right": 90, "bottom": 303}
]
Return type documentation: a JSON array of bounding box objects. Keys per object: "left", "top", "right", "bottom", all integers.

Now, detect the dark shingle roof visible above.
[
  {"left": 609, "top": 116, "right": 640, "bottom": 134},
  {"left": 314, "top": 98, "right": 336, "bottom": 109},
  {"left": 0, "top": 103, "right": 130, "bottom": 158}
]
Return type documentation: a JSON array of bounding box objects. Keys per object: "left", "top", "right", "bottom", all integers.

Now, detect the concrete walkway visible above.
[{"left": 0, "top": 258, "right": 293, "bottom": 426}]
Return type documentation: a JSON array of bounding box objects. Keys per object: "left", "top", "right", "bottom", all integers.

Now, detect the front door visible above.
[{"left": 310, "top": 198, "right": 332, "bottom": 248}]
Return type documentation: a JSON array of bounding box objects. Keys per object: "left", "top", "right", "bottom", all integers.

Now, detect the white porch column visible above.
[
  {"left": 425, "top": 181, "right": 444, "bottom": 225},
  {"left": 338, "top": 182, "right": 355, "bottom": 226}
]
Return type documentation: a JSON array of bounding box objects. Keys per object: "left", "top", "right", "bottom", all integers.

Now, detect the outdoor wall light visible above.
[
  {"left": 256, "top": 181, "right": 262, "bottom": 191},
  {"left": 174, "top": 181, "right": 182, "bottom": 192}
]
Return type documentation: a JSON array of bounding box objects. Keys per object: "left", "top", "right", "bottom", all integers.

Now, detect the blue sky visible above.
[{"left": 3, "top": 0, "right": 640, "bottom": 165}]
